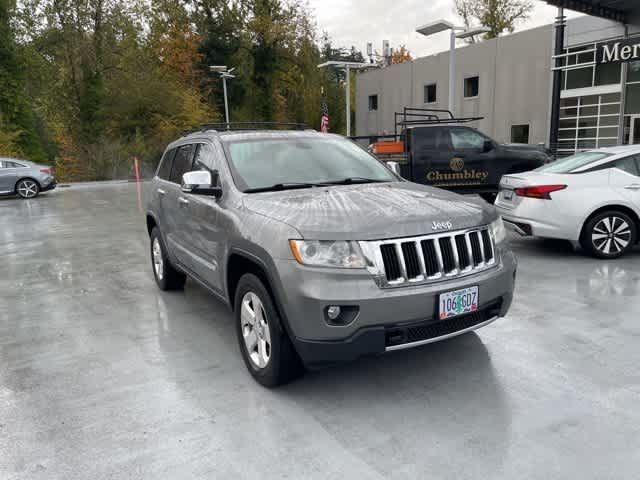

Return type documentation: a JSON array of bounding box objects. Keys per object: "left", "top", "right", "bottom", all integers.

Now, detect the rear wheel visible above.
[
  {"left": 16, "top": 179, "right": 40, "bottom": 199},
  {"left": 150, "top": 227, "right": 186, "bottom": 290},
  {"left": 580, "top": 211, "right": 637, "bottom": 259},
  {"left": 234, "top": 273, "right": 303, "bottom": 387}
]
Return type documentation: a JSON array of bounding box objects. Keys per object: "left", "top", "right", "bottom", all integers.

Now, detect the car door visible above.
[
  {"left": 0, "top": 160, "right": 19, "bottom": 193},
  {"left": 609, "top": 154, "right": 640, "bottom": 211},
  {"left": 153, "top": 148, "right": 177, "bottom": 234},
  {"left": 447, "top": 127, "right": 494, "bottom": 190},
  {"left": 409, "top": 126, "right": 453, "bottom": 186},
  {"left": 164, "top": 143, "right": 195, "bottom": 260},
  {"left": 173, "top": 141, "right": 227, "bottom": 293}
]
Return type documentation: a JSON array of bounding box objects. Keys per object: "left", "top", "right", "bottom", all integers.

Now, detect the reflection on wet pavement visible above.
[{"left": 1, "top": 184, "right": 639, "bottom": 479}]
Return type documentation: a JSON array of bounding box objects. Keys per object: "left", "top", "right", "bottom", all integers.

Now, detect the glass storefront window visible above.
[
  {"left": 598, "top": 127, "right": 618, "bottom": 138},
  {"left": 561, "top": 107, "right": 578, "bottom": 117},
  {"left": 578, "top": 128, "right": 597, "bottom": 139},
  {"left": 566, "top": 68, "right": 593, "bottom": 89},
  {"left": 594, "top": 62, "right": 621, "bottom": 86},
  {"left": 600, "top": 104, "right": 620, "bottom": 115},
  {"left": 557, "top": 93, "right": 621, "bottom": 154},
  {"left": 579, "top": 105, "right": 598, "bottom": 116},
  {"left": 601, "top": 93, "right": 621, "bottom": 103},
  {"left": 628, "top": 62, "right": 640, "bottom": 83},
  {"left": 559, "top": 130, "right": 575, "bottom": 139},
  {"left": 599, "top": 115, "right": 619, "bottom": 126},
  {"left": 625, "top": 84, "right": 640, "bottom": 114},
  {"left": 560, "top": 119, "right": 578, "bottom": 129},
  {"left": 577, "top": 117, "right": 598, "bottom": 128}
]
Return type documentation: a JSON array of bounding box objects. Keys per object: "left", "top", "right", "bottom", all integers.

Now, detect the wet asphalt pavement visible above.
[{"left": 1, "top": 182, "right": 639, "bottom": 479}]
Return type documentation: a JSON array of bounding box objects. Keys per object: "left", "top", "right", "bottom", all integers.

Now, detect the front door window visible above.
[{"left": 630, "top": 116, "right": 640, "bottom": 145}]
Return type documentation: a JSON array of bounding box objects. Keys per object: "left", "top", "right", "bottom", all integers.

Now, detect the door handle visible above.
[
  {"left": 624, "top": 184, "right": 640, "bottom": 191},
  {"left": 157, "top": 188, "right": 166, "bottom": 196},
  {"left": 178, "top": 197, "right": 190, "bottom": 206}
]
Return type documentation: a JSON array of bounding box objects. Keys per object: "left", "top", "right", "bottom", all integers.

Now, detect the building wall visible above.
[{"left": 356, "top": 25, "right": 553, "bottom": 145}]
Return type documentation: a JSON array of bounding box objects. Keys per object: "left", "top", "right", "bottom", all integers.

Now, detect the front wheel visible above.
[
  {"left": 234, "top": 274, "right": 303, "bottom": 387},
  {"left": 16, "top": 179, "right": 40, "bottom": 199},
  {"left": 580, "top": 211, "right": 637, "bottom": 259}
]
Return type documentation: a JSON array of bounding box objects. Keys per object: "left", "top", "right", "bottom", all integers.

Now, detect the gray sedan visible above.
[{"left": 0, "top": 157, "right": 57, "bottom": 199}]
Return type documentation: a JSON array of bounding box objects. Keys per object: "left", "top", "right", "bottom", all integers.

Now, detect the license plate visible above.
[
  {"left": 502, "top": 190, "right": 514, "bottom": 201},
  {"left": 439, "top": 286, "right": 479, "bottom": 320}
]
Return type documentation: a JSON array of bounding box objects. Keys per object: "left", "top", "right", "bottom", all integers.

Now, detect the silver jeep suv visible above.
[{"left": 146, "top": 128, "right": 516, "bottom": 387}]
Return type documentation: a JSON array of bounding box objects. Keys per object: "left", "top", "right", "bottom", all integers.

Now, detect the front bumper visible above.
[{"left": 274, "top": 248, "right": 516, "bottom": 368}]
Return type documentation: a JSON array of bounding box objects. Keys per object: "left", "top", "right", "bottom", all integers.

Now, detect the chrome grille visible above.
[{"left": 360, "top": 227, "right": 497, "bottom": 288}]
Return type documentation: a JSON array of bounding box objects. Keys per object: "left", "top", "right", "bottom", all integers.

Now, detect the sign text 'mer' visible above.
[{"left": 598, "top": 38, "right": 640, "bottom": 64}]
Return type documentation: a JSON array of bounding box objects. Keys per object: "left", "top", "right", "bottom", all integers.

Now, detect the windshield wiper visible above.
[
  {"left": 244, "top": 182, "right": 323, "bottom": 193},
  {"left": 321, "top": 177, "right": 388, "bottom": 185}
]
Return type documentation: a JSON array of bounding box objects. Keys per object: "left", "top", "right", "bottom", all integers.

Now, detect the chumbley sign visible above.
[{"left": 598, "top": 37, "right": 640, "bottom": 64}]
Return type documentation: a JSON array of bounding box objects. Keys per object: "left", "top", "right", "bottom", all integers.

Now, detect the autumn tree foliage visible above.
[
  {"left": 4, "top": 0, "right": 364, "bottom": 181},
  {"left": 391, "top": 45, "right": 412, "bottom": 64}
]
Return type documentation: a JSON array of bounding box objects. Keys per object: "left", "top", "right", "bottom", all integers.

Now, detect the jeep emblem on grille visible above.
[{"left": 432, "top": 221, "right": 453, "bottom": 231}]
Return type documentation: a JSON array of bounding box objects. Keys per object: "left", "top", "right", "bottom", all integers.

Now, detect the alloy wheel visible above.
[
  {"left": 152, "top": 238, "right": 164, "bottom": 280},
  {"left": 240, "top": 291, "right": 271, "bottom": 369},
  {"left": 17, "top": 180, "right": 38, "bottom": 199},
  {"left": 591, "top": 216, "right": 632, "bottom": 255}
]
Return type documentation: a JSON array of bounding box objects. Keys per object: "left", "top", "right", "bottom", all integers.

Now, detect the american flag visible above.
[{"left": 320, "top": 95, "right": 329, "bottom": 133}]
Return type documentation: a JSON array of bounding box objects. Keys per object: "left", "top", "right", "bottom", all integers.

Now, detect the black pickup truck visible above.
[{"left": 355, "top": 108, "right": 551, "bottom": 201}]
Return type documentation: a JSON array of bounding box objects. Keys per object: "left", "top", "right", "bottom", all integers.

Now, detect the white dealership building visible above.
[{"left": 356, "top": 9, "right": 640, "bottom": 156}]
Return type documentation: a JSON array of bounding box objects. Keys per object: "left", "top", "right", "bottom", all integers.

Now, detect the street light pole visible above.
[
  {"left": 416, "top": 21, "right": 490, "bottom": 117},
  {"left": 222, "top": 75, "right": 230, "bottom": 125},
  {"left": 209, "top": 66, "right": 235, "bottom": 128},
  {"left": 449, "top": 29, "right": 456, "bottom": 114},
  {"left": 345, "top": 65, "right": 351, "bottom": 137},
  {"left": 318, "top": 61, "right": 373, "bottom": 137}
]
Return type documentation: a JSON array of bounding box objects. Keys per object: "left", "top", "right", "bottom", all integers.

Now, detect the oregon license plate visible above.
[{"left": 439, "top": 286, "right": 479, "bottom": 320}]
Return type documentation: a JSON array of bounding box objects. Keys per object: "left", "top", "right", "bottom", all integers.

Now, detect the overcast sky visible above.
[{"left": 308, "top": 0, "right": 578, "bottom": 58}]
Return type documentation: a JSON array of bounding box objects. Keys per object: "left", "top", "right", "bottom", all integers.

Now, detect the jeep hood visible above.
[{"left": 242, "top": 182, "right": 495, "bottom": 241}]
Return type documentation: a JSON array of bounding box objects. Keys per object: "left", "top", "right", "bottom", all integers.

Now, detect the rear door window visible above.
[
  {"left": 412, "top": 127, "right": 451, "bottom": 151},
  {"left": 169, "top": 144, "right": 195, "bottom": 184},
  {"left": 157, "top": 148, "right": 177, "bottom": 180}
]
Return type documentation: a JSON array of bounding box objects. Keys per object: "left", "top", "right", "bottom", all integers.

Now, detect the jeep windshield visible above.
[{"left": 224, "top": 137, "right": 396, "bottom": 193}]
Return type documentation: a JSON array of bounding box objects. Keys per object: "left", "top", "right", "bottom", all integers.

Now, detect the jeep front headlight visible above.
[
  {"left": 490, "top": 217, "right": 507, "bottom": 244},
  {"left": 289, "top": 240, "right": 366, "bottom": 269}
]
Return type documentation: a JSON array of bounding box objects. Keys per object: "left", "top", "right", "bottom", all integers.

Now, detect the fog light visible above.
[{"left": 327, "top": 306, "right": 341, "bottom": 321}]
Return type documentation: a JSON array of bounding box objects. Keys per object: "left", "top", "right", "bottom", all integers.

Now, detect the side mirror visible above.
[
  {"left": 182, "top": 170, "right": 222, "bottom": 198},
  {"left": 482, "top": 140, "right": 494, "bottom": 153},
  {"left": 386, "top": 161, "right": 401, "bottom": 175}
]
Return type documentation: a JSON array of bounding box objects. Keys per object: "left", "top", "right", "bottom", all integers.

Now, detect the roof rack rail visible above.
[
  {"left": 394, "top": 107, "right": 483, "bottom": 136},
  {"left": 181, "top": 122, "right": 309, "bottom": 137},
  {"left": 202, "top": 122, "right": 308, "bottom": 131}
]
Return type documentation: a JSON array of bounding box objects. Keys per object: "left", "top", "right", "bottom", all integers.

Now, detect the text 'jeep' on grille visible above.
[{"left": 146, "top": 123, "right": 517, "bottom": 387}]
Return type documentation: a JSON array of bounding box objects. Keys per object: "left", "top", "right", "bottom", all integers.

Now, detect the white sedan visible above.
[{"left": 495, "top": 145, "right": 640, "bottom": 259}]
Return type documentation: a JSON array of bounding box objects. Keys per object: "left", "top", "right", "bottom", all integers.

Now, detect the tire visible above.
[
  {"left": 234, "top": 273, "right": 303, "bottom": 387},
  {"left": 479, "top": 192, "right": 497, "bottom": 204},
  {"left": 150, "top": 227, "right": 186, "bottom": 290},
  {"left": 580, "top": 210, "right": 637, "bottom": 259},
  {"left": 16, "top": 178, "right": 40, "bottom": 199}
]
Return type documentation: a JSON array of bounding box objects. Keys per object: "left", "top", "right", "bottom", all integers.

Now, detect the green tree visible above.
[
  {"left": 0, "top": 0, "right": 45, "bottom": 160},
  {"left": 454, "top": 0, "right": 533, "bottom": 41}
]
